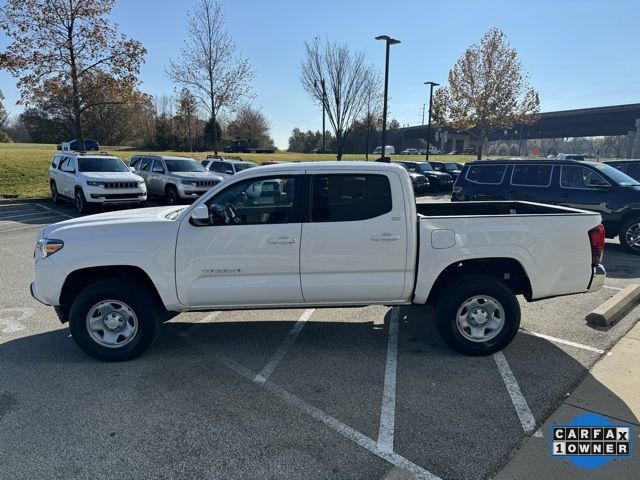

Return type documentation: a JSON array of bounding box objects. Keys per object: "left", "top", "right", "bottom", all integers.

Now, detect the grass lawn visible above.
[{"left": 0, "top": 143, "right": 476, "bottom": 199}]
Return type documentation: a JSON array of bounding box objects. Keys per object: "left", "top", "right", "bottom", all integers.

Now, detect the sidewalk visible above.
[{"left": 493, "top": 322, "right": 640, "bottom": 479}]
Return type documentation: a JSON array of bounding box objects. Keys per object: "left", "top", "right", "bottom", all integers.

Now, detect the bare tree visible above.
[
  {"left": 301, "top": 38, "right": 377, "bottom": 160},
  {"left": 0, "top": 90, "right": 8, "bottom": 130},
  {"left": 0, "top": 0, "right": 146, "bottom": 147},
  {"left": 168, "top": 0, "right": 253, "bottom": 155},
  {"left": 434, "top": 28, "right": 540, "bottom": 159}
]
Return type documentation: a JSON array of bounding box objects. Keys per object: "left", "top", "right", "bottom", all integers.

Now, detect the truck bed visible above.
[{"left": 416, "top": 200, "right": 593, "bottom": 217}]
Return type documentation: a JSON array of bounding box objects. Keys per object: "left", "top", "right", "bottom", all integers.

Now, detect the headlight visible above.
[
  {"left": 35, "top": 238, "right": 64, "bottom": 258},
  {"left": 86, "top": 181, "right": 104, "bottom": 187},
  {"left": 181, "top": 179, "right": 197, "bottom": 185}
]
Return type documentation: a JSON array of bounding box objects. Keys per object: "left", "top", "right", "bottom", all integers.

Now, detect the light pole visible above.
[
  {"left": 375, "top": 35, "right": 400, "bottom": 162},
  {"left": 424, "top": 81, "right": 439, "bottom": 161}
]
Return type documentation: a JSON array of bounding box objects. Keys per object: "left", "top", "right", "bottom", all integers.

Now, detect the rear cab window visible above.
[
  {"left": 311, "top": 174, "right": 392, "bottom": 222},
  {"left": 465, "top": 164, "right": 508, "bottom": 184}
]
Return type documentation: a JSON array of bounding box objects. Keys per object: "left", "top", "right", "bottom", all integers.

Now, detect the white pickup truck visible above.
[{"left": 31, "top": 162, "right": 606, "bottom": 361}]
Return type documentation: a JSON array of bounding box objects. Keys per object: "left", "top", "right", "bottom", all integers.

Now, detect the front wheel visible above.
[
  {"left": 434, "top": 274, "right": 520, "bottom": 355},
  {"left": 75, "top": 189, "right": 90, "bottom": 214},
  {"left": 68, "top": 279, "right": 163, "bottom": 361},
  {"left": 619, "top": 218, "right": 640, "bottom": 255},
  {"left": 165, "top": 185, "right": 179, "bottom": 205}
]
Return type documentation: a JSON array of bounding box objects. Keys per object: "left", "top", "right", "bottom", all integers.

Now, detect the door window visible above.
[
  {"left": 139, "top": 158, "right": 153, "bottom": 171},
  {"left": 465, "top": 165, "right": 507, "bottom": 184},
  {"left": 560, "top": 166, "right": 609, "bottom": 189},
  {"left": 311, "top": 174, "right": 392, "bottom": 222},
  {"left": 152, "top": 160, "right": 165, "bottom": 173},
  {"left": 511, "top": 164, "right": 553, "bottom": 187},
  {"left": 130, "top": 157, "right": 141, "bottom": 169},
  {"left": 60, "top": 157, "right": 75, "bottom": 172},
  {"left": 204, "top": 176, "right": 298, "bottom": 225}
]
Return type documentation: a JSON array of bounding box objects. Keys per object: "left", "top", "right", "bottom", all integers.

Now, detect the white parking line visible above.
[
  {"left": 377, "top": 306, "right": 400, "bottom": 453},
  {"left": 178, "top": 311, "right": 220, "bottom": 338},
  {"left": 0, "top": 215, "right": 68, "bottom": 233},
  {"left": 254, "top": 308, "right": 315, "bottom": 383},
  {"left": 493, "top": 351, "right": 537, "bottom": 435},
  {"left": 0, "top": 211, "right": 49, "bottom": 221},
  {"left": 519, "top": 329, "right": 606, "bottom": 354},
  {"left": 184, "top": 337, "right": 442, "bottom": 480},
  {"left": 35, "top": 203, "right": 75, "bottom": 219},
  {"left": 603, "top": 285, "right": 623, "bottom": 291}
]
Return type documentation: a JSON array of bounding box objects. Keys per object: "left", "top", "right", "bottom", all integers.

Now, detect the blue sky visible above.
[{"left": 0, "top": 0, "right": 637, "bottom": 148}]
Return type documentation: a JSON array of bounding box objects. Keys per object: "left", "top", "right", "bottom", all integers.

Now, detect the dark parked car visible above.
[
  {"left": 57, "top": 139, "right": 100, "bottom": 151},
  {"left": 604, "top": 160, "right": 640, "bottom": 182},
  {"left": 453, "top": 159, "right": 640, "bottom": 254},
  {"left": 395, "top": 161, "right": 453, "bottom": 191},
  {"left": 429, "top": 161, "right": 463, "bottom": 181}
]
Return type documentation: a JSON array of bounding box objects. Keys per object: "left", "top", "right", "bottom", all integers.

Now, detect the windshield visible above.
[
  {"left": 77, "top": 157, "right": 128, "bottom": 172},
  {"left": 164, "top": 159, "right": 205, "bottom": 172},
  {"left": 593, "top": 163, "right": 640, "bottom": 186},
  {"left": 444, "top": 163, "right": 459, "bottom": 171},
  {"left": 416, "top": 163, "right": 434, "bottom": 173},
  {"left": 235, "top": 162, "right": 257, "bottom": 171}
]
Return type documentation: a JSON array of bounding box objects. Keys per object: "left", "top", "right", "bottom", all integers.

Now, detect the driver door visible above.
[{"left": 175, "top": 171, "right": 306, "bottom": 307}]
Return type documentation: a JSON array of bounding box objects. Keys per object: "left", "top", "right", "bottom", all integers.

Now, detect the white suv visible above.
[{"left": 49, "top": 152, "right": 147, "bottom": 213}]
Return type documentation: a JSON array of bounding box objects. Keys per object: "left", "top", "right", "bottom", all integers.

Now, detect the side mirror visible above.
[
  {"left": 225, "top": 169, "right": 234, "bottom": 175},
  {"left": 590, "top": 179, "right": 610, "bottom": 188},
  {"left": 129, "top": 166, "right": 135, "bottom": 172},
  {"left": 190, "top": 204, "right": 209, "bottom": 225}
]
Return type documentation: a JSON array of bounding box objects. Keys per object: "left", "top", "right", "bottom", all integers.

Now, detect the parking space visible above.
[{"left": 1, "top": 200, "right": 639, "bottom": 480}]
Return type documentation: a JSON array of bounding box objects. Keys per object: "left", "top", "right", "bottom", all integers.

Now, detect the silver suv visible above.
[
  {"left": 130, "top": 155, "right": 224, "bottom": 205},
  {"left": 201, "top": 157, "right": 258, "bottom": 177}
]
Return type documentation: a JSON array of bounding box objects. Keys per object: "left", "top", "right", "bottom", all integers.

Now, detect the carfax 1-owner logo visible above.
[{"left": 550, "top": 412, "right": 632, "bottom": 469}]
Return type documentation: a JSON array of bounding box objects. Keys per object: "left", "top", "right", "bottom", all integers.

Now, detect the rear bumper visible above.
[{"left": 587, "top": 264, "right": 606, "bottom": 292}]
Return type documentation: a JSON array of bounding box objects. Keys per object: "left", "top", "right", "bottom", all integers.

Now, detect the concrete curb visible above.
[{"left": 586, "top": 284, "right": 640, "bottom": 327}]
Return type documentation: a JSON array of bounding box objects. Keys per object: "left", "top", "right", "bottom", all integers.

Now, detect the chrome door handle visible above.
[
  {"left": 370, "top": 233, "right": 401, "bottom": 241},
  {"left": 267, "top": 236, "right": 297, "bottom": 244}
]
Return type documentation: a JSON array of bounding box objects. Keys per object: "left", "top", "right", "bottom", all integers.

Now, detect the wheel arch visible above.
[
  {"left": 59, "top": 265, "right": 167, "bottom": 323},
  {"left": 425, "top": 257, "right": 533, "bottom": 305}
]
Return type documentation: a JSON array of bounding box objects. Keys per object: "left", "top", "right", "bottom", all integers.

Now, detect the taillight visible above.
[{"left": 588, "top": 224, "right": 605, "bottom": 265}]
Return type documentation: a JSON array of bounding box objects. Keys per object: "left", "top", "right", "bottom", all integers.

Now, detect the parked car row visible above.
[
  {"left": 452, "top": 159, "right": 640, "bottom": 254},
  {"left": 48, "top": 150, "right": 254, "bottom": 213}
]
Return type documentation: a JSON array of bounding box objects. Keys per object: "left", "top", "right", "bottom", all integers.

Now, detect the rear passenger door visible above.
[
  {"left": 507, "top": 163, "right": 555, "bottom": 203},
  {"left": 300, "top": 171, "right": 408, "bottom": 304}
]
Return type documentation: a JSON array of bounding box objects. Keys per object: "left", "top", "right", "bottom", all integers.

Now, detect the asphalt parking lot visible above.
[{"left": 1, "top": 198, "right": 639, "bottom": 480}]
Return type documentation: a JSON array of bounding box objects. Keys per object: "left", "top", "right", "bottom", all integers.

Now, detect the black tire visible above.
[
  {"left": 618, "top": 218, "right": 640, "bottom": 255},
  {"left": 50, "top": 181, "right": 59, "bottom": 204},
  {"left": 165, "top": 185, "right": 179, "bottom": 205},
  {"left": 434, "top": 274, "right": 520, "bottom": 355},
  {"left": 68, "top": 279, "right": 163, "bottom": 361},
  {"left": 75, "top": 188, "right": 90, "bottom": 214}
]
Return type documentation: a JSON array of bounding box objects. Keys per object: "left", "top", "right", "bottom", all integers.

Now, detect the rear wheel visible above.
[
  {"left": 165, "top": 185, "right": 179, "bottom": 205},
  {"left": 68, "top": 279, "right": 163, "bottom": 361},
  {"left": 50, "top": 181, "right": 59, "bottom": 204},
  {"left": 434, "top": 274, "right": 520, "bottom": 355},
  {"left": 619, "top": 218, "right": 640, "bottom": 255}
]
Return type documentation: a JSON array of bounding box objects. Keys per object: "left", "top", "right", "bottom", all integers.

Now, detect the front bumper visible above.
[
  {"left": 177, "top": 186, "right": 214, "bottom": 199},
  {"left": 88, "top": 188, "right": 147, "bottom": 204},
  {"left": 587, "top": 264, "right": 606, "bottom": 292}
]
